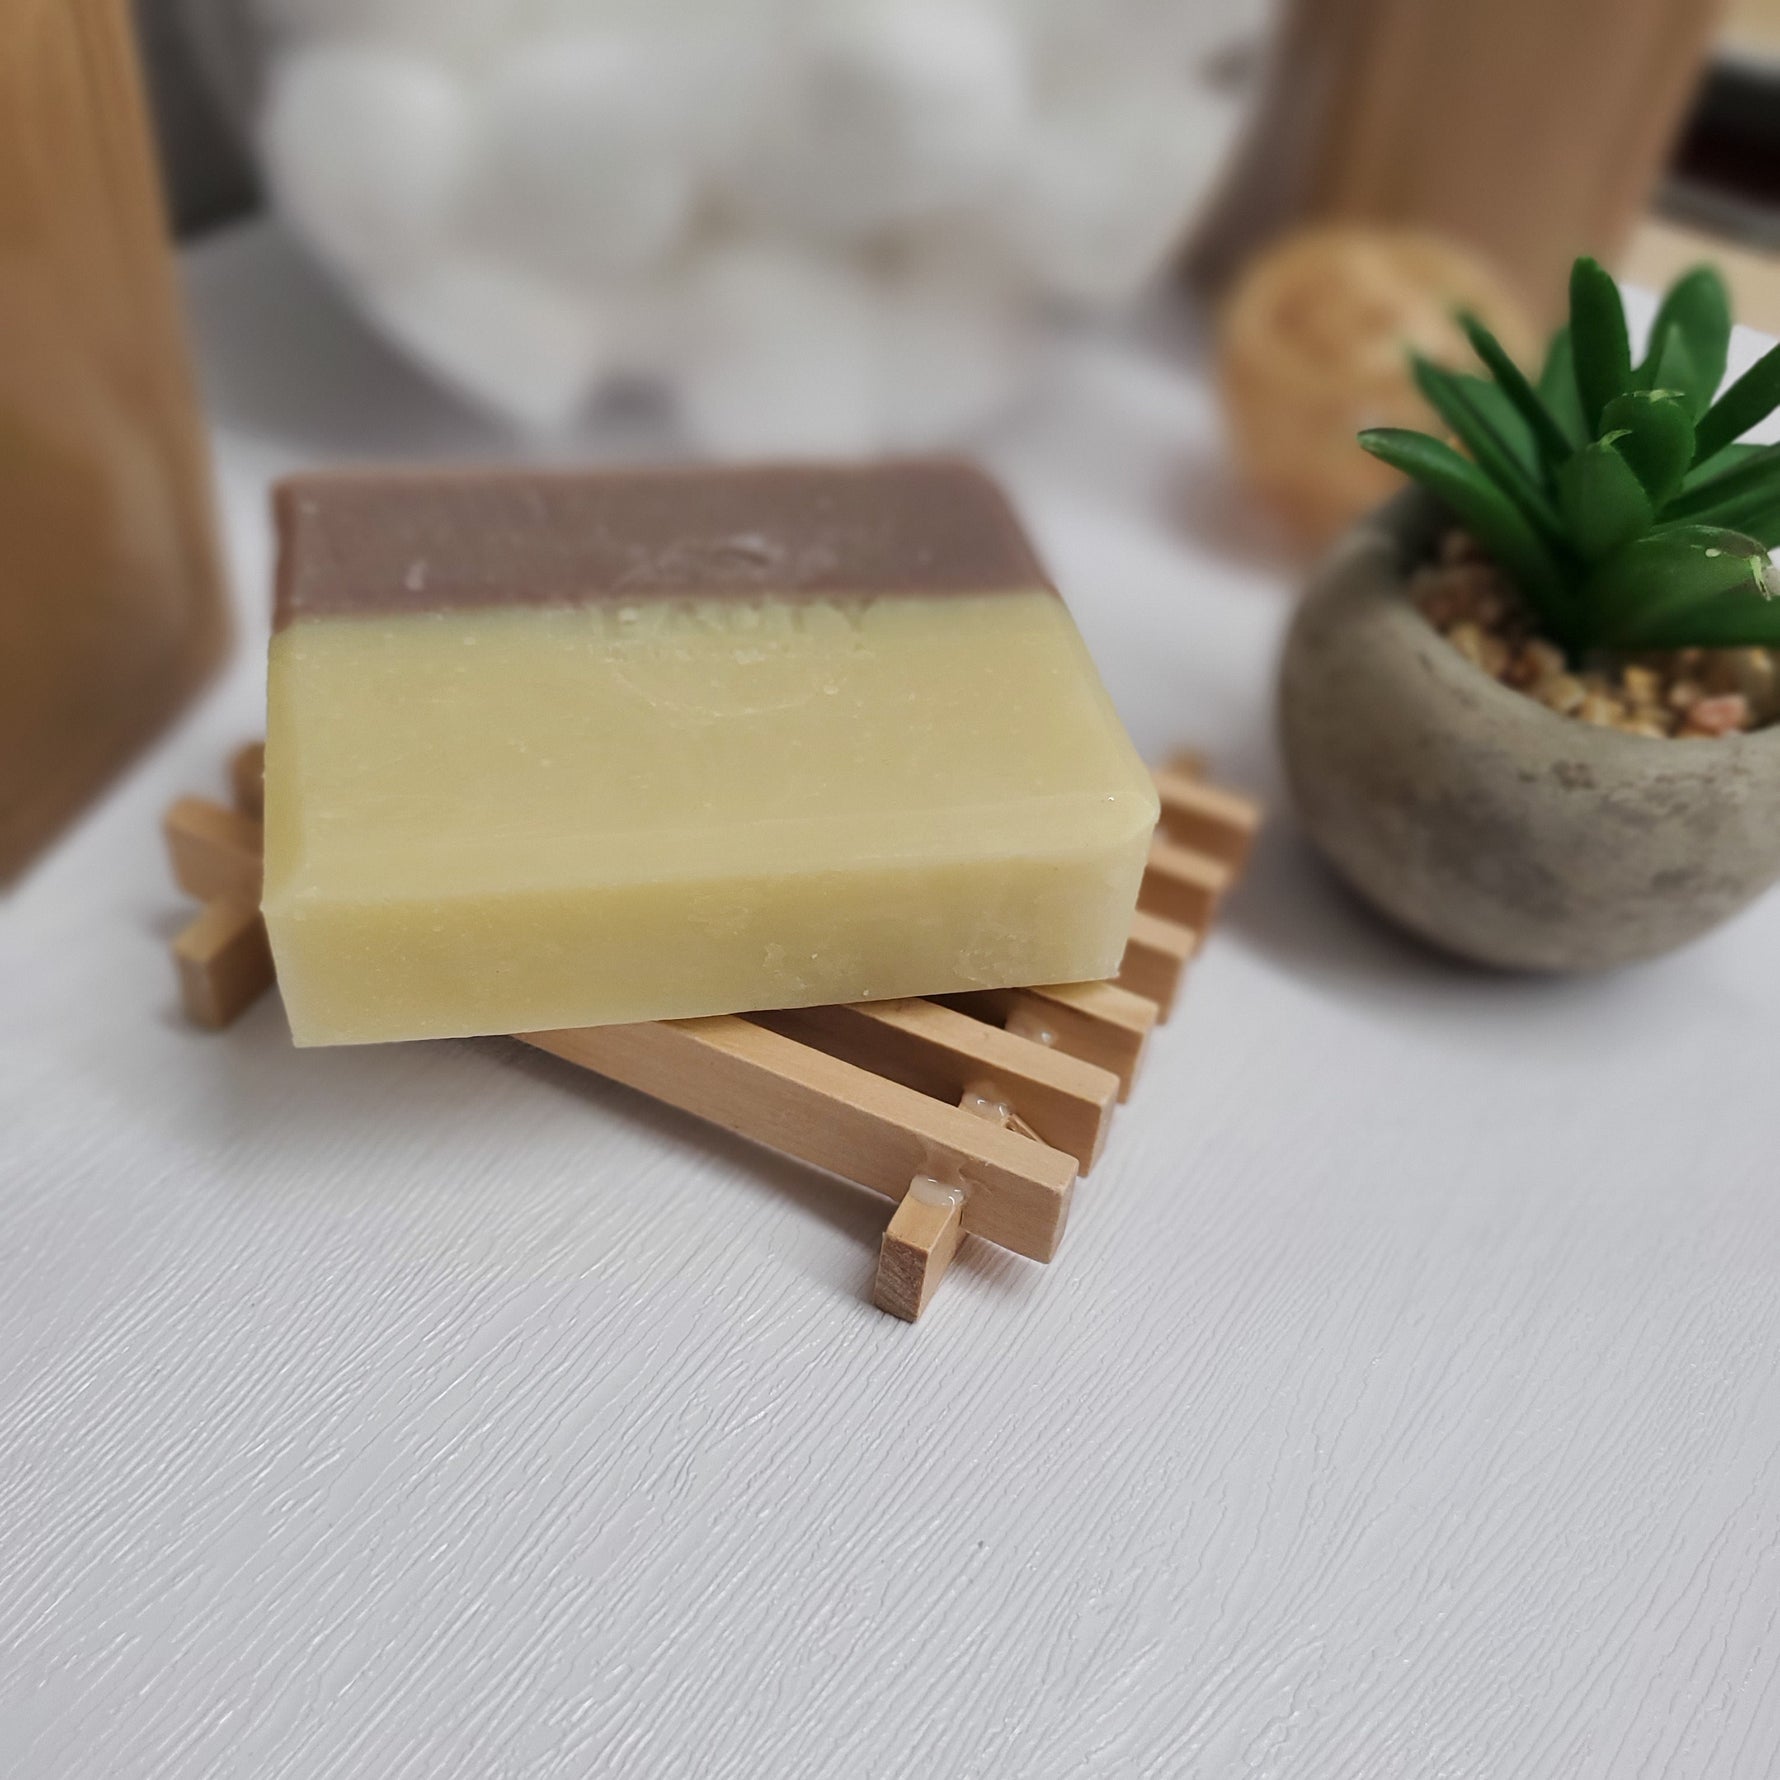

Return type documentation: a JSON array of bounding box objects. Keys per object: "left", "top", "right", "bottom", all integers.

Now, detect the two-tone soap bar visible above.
[{"left": 262, "top": 461, "right": 1158, "bottom": 1045}]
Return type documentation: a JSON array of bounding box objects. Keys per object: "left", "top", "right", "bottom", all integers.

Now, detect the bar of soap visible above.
[{"left": 263, "top": 461, "right": 1158, "bottom": 1046}]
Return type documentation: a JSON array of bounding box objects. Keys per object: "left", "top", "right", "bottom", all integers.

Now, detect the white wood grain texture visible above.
[{"left": 1, "top": 231, "right": 1777, "bottom": 1779}]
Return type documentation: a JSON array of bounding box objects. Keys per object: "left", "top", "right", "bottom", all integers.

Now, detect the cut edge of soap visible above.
[{"left": 264, "top": 824, "right": 1154, "bottom": 1048}]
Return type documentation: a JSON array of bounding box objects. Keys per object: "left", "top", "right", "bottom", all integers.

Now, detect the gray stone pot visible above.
[{"left": 1278, "top": 491, "right": 1780, "bottom": 970}]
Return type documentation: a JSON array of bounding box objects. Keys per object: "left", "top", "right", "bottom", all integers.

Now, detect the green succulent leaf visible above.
[
  {"left": 1736, "top": 505, "right": 1780, "bottom": 551},
  {"left": 1664, "top": 441, "right": 1780, "bottom": 524},
  {"left": 1634, "top": 264, "right": 1730, "bottom": 415},
  {"left": 1683, "top": 441, "right": 1764, "bottom": 488},
  {"left": 1457, "top": 312, "right": 1575, "bottom": 468},
  {"left": 1354, "top": 256, "right": 1780, "bottom": 654},
  {"left": 1666, "top": 498, "right": 1780, "bottom": 551},
  {"left": 1583, "top": 525, "right": 1780, "bottom": 649},
  {"left": 1453, "top": 372, "right": 1539, "bottom": 474},
  {"left": 1358, "top": 427, "right": 1574, "bottom": 636},
  {"left": 1600, "top": 390, "right": 1694, "bottom": 505},
  {"left": 1643, "top": 330, "right": 1703, "bottom": 421},
  {"left": 1692, "top": 341, "right": 1780, "bottom": 464},
  {"left": 1556, "top": 436, "right": 1654, "bottom": 561},
  {"left": 1569, "top": 257, "right": 1634, "bottom": 433},
  {"left": 1678, "top": 449, "right": 1780, "bottom": 557},
  {"left": 1537, "top": 326, "right": 1590, "bottom": 449},
  {"left": 1412, "top": 356, "right": 1562, "bottom": 536}
]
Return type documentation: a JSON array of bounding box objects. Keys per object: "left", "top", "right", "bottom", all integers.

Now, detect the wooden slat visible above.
[
  {"left": 1015, "top": 981, "right": 1157, "bottom": 1098},
  {"left": 874, "top": 1182, "right": 965, "bottom": 1322},
  {"left": 231, "top": 741, "right": 265, "bottom": 818},
  {"left": 1153, "top": 767, "right": 1261, "bottom": 872},
  {"left": 163, "top": 797, "right": 262, "bottom": 903},
  {"left": 1139, "top": 835, "right": 1229, "bottom": 932},
  {"left": 1117, "top": 910, "right": 1198, "bottom": 1018},
  {"left": 944, "top": 979, "right": 1157, "bottom": 1101},
  {"left": 521, "top": 1016, "right": 1076, "bottom": 1263},
  {"left": 173, "top": 897, "right": 273, "bottom": 1030},
  {"left": 753, "top": 998, "right": 1118, "bottom": 1172}
]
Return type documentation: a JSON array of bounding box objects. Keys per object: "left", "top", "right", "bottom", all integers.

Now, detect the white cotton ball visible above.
[
  {"left": 469, "top": 36, "right": 698, "bottom": 284},
  {"left": 736, "top": 1, "right": 1028, "bottom": 241},
  {"left": 667, "top": 241, "right": 885, "bottom": 457},
  {"left": 878, "top": 239, "right": 1031, "bottom": 446},
  {"left": 261, "top": 45, "right": 471, "bottom": 279},
  {"left": 364, "top": 255, "right": 608, "bottom": 432},
  {"left": 998, "top": 83, "right": 1242, "bottom": 311}
]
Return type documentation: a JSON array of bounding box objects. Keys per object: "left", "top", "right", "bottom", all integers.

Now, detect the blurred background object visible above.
[
  {"left": 1217, "top": 227, "right": 1537, "bottom": 545},
  {"left": 1723, "top": 0, "right": 1780, "bottom": 54},
  {"left": 51, "top": 0, "right": 1780, "bottom": 607},
  {"left": 134, "top": 1, "right": 1780, "bottom": 332},
  {"left": 1192, "top": 0, "right": 1727, "bottom": 323},
  {"left": 129, "top": 0, "right": 1780, "bottom": 459},
  {"left": 135, "top": 0, "right": 258, "bottom": 233},
  {"left": 155, "top": 0, "right": 1270, "bottom": 449},
  {"left": 1681, "top": 0, "right": 1780, "bottom": 243},
  {"left": 1, "top": 0, "right": 228, "bottom": 885}
]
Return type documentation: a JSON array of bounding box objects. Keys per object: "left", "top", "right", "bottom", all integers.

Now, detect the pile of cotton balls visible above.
[{"left": 254, "top": 0, "right": 1260, "bottom": 448}]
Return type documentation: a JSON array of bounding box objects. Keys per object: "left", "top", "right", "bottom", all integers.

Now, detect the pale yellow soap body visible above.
[{"left": 263, "top": 590, "right": 1158, "bottom": 1046}]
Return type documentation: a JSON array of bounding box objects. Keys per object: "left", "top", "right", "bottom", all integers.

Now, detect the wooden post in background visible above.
[
  {"left": 1193, "top": 0, "right": 1728, "bottom": 319},
  {"left": 0, "top": 0, "right": 229, "bottom": 884}
]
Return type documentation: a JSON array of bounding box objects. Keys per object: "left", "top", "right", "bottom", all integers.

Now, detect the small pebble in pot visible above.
[
  {"left": 1412, "top": 530, "right": 1777, "bottom": 740},
  {"left": 1680, "top": 694, "right": 1752, "bottom": 739}
]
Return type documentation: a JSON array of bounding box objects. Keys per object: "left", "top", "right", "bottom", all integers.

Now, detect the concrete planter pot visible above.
[{"left": 1278, "top": 491, "right": 1780, "bottom": 970}]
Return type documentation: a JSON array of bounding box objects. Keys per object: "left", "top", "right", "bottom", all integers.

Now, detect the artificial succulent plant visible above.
[{"left": 1360, "top": 255, "right": 1780, "bottom": 655}]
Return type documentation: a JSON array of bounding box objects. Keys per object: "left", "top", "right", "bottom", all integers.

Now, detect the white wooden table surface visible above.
[{"left": 5, "top": 226, "right": 1779, "bottom": 1779}]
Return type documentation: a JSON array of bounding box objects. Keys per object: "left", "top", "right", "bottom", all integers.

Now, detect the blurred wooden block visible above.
[
  {"left": 0, "top": 0, "right": 228, "bottom": 884},
  {"left": 230, "top": 741, "right": 265, "bottom": 818},
  {"left": 1118, "top": 910, "right": 1199, "bottom": 1017},
  {"left": 1192, "top": 0, "right": 1721, "bottom": 318},
  {"left": 174, "top": 896, "right": 273, "bottom": 1030},
  {"left": 1153, "top": 768, "right": 1261, "bottom": 872},
  {"left": 1139, "top": 836, "right": 1230, "bottom": 933},
  {"left": 163, "top": 797, "right": 261, "bottom": 902}
]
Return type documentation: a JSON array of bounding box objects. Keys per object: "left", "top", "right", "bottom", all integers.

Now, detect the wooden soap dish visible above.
[{"left": 163, "top": 746, "right": 1258, "bottom": 1321}]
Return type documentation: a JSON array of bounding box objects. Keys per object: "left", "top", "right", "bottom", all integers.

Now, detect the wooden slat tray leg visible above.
[
  {"left": 754, "top": 998, "right": 1119, "bottom": 1171},
  {"left": 163, "top": 797, "right": 262, "bottom": 903},
  {"left": 174, "top": 897, "right": 273, "bottom": 1030},
  {"left": 1139, "top": 835, "right": 1231, "bottom": 932},
  {"left": 165, "top": 768, "right": 272, "bottom": 1026},
  {"left": 1116, "top": 910, "right": 1199, "bottom": 1018},
  {"left": 873, "top": 1076, "right": 1043, "bottom": 1320},
  {"left": 875, "top": 1179, "right": 965, "bottom": 1321},
  {"left": 1152, "top": 765, "right": 1261, "bottom": 872},
  {"left": 942, "top": 978, "right": 1158, "bottom": 1101},
  {"left": 231, "top": 741, "right": 266, "bottom": 819},
  {"left": 522, "top": 1019, "right": 1078, "bottom": 1265}
]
